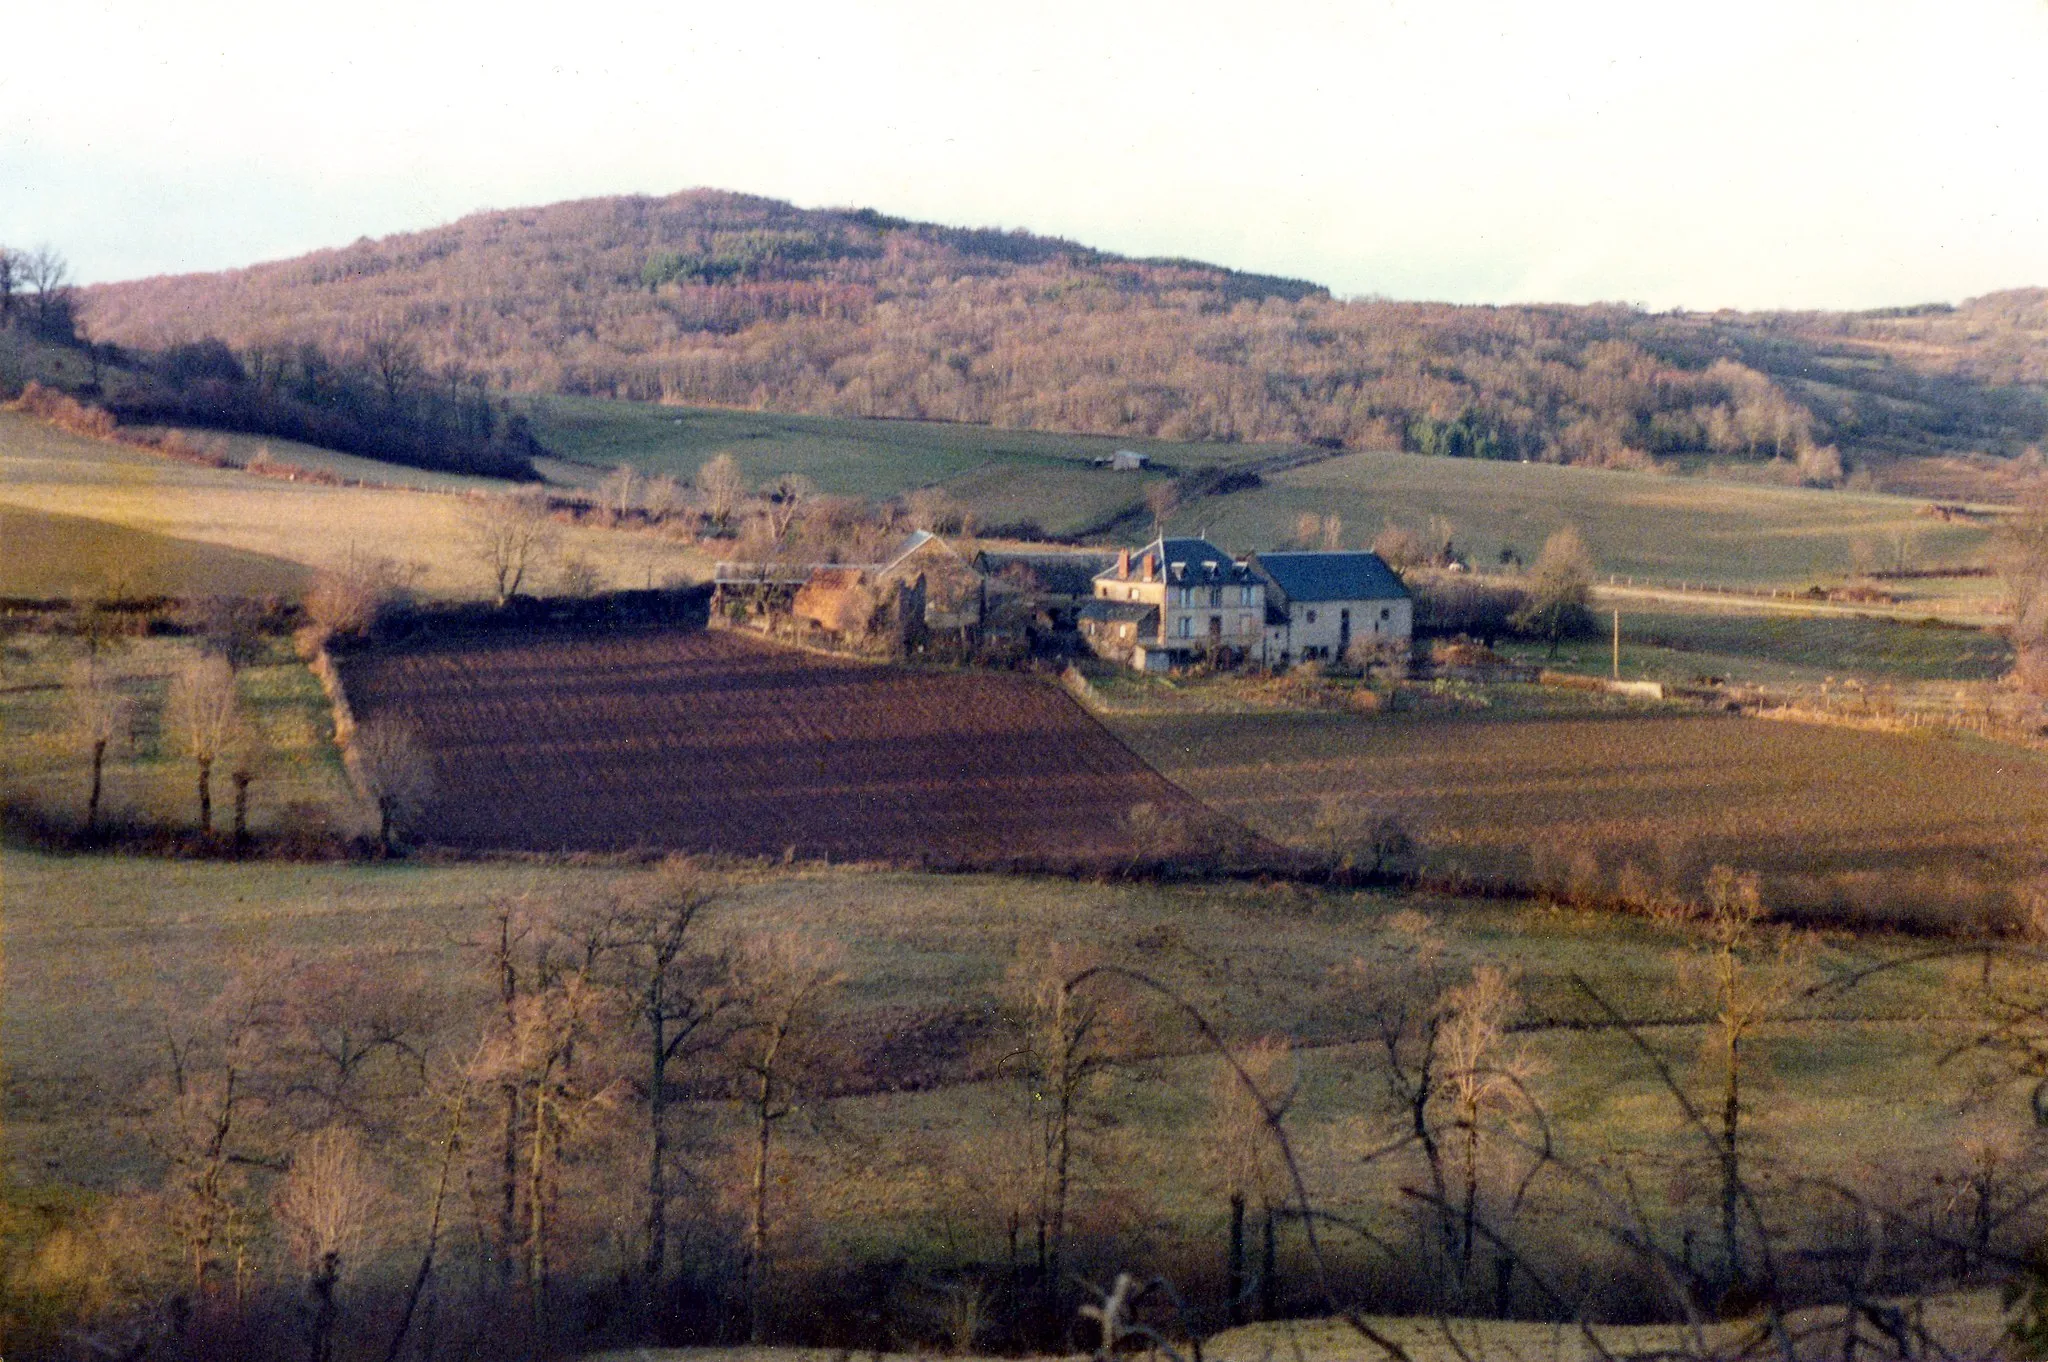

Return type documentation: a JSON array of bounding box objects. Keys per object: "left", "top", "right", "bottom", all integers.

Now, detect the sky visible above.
[{"left": 2, "top": 0, "right": 2045, "bottom": 310}]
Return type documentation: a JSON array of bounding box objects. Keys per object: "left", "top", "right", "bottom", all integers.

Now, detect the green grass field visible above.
[
  {"left": 0, "top": 631, "right": 363, "bottom": 839},
  {"left": 1179, "top": 450, "right": 1994, "bottom": 591},
  {"left": 0, "top": 850, "right": 2017, "bottom": 1331},
  {"left": 1526, "top": 601, "right": 2014, "bottom": 686},
  {"left": 529, "top": 397, "right": 2001, "bottom": 597},
  {"left": 0, "top": 503, "right": 309, "bottom": 600}
]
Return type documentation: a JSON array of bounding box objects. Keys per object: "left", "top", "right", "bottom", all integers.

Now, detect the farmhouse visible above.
[
  {"left": 1082, "top": 536, "right": 1266, "bottom": 672},
  {"left": 1080, "top": 537, "right": 1411, "bottom": 672},
  {"left": 1246, "top": 550, "right": 1412, "bottom": 665}
]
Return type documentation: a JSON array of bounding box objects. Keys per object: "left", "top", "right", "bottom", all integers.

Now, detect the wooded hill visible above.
[{"left": 81, "top": 189, "right": 2048, "bottom": 480}]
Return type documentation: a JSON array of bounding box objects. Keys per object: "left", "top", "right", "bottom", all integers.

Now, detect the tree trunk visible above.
[
  {"left": 1259, "top": 1207, "right": 1277, "bottom": 1321},
  {"left": 748, "top": 1078, "right": 773, "bottom": 1345},
  {"left": 197, "top": 756, "right": 213, "bottom": 833},
  {"left": 384, "top": 1096, "right": 464, "bottom": 1362},
  {"left": 646, "top": 1008, "right": 668, "bottom": 1298},
  {"left": 1721, "top": 1033, "right": 1743, "bottom": 1291},
  {"left": 528, "top": 1087, "right": 550, "bottom": 1330},
  {"left": 232, "top": 773, "right": 252, "bottom": 850},
  {"left": 86, "top": 738, "right": 106, "bottom": 833},
  {"left": 1227, "top": 1191, "right": 1246, "bottom": 1326},
  {"left": 308, "top": 1250, "right": 340, "bottom": 1362},
  {"left": 498, "top": 920, "right": 519, "bottom": 1295}
]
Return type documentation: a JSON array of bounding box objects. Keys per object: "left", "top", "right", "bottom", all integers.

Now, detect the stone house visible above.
[
  {"left": 1082, "top": 536, "right": 1266, "bottom": 671},
  {"left": 1246, "top": 551, "right": 1412, "bottom": 665}
]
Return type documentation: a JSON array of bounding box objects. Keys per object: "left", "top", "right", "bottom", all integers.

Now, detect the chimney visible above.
[
  {"left": 1143, "top": 553, "right": 1156, "bottom": 582},
  {"left": 1117, "top": 547, "right": 1130, "bottom": 579}
]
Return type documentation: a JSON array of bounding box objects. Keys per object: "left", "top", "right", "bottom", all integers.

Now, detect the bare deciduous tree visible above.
[
  {"left": 602, "top": 859, "right": 731, "bottom": 1298},
  {"left": 461, "top": 490, "right": 560, "bottom": 605},
  {"left": 1145, "top": 479, "right": 1180, "bottom": 535},
  {"left": 225, "top": 717, "right": 273, "bottom": 851},
  {"left": 1511, "top": 525, "right": 1596, "bottom": 657},
  {"left": 698, "top": 453, "right": 746, "bottom": 532},
  {"left": 307, "top": 549, "right": 409, "bottom": 640},
  {"left": 763, "top": 472, "right": 814, "bottom": 544},
  {"left": 999, "top": 937, "right": 1127, "bottom": 1325},
  {"left": 274, "top": 1125, "right": 387, "bottom": 1362},
  {"left": 1672, "top": 865, "right": 1816, "bottom": 1294},
  {"left": 167, "top": 655, "right": 242, "bottom": 835},
  {"left": 1206, "top": 1037, "right": 1294, "bottom": 1324},
  {"left": 348, "top": 718, "right": 435, "bottom": 852},
  {"left": 600, "top": 463, "right": 640, "bottom": 522},
  {"left": 725, "top": 930, "right": 844, "bottom": 1343},
  {"left": 66, "top": 659, "right": 131, "bottom": 835}
]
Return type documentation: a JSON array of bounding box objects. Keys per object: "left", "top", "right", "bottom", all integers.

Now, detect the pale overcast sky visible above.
[{"left": 2, "top": 0, "right": 2044, "bottom": 309}]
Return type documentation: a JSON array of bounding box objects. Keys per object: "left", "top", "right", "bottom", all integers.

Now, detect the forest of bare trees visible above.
[{"left": 76, "top": 192, "right": 2048, "bottom": 477}]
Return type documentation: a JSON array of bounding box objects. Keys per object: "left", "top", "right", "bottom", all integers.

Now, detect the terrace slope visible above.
[{"left": 337, "top": 628, "right": 1235, "bottom": 867}]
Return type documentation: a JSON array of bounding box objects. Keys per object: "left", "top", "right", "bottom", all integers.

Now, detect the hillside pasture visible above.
[
  {"left": 0, "top": 411, "right": 707, "bottom": 598},
  {"left": 337, "top": 627, "right": 1231, "bottom": 867},
  {"left": 0, "top": 503, "right": 308, "bottom": 600},
  {"left": 1181, "top": 449, "right": 1995, "bottom": 593},
  {"left": 531, "top": 395, "right": 1254, "bottom": 498},
  {"left": 1113, "top": 702, "right": 2048, "bottom": 931}
]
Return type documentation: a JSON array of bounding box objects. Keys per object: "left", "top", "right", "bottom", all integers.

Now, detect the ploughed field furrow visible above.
[{"left": 337, "top": 628, "right": 1221, "bottom": 866}]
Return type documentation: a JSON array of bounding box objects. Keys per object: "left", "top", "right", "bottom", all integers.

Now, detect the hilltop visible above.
[{"left": 76, "top": 189, "right": 2048, "bottom": 487}]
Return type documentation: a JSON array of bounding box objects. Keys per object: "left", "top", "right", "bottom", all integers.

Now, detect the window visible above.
[
  {"left": 1381, "top": 607, "right": 1391, "bottom": 620},
  {"left": 1177, "top": 617, "right": 1192, "bottom": 639},
  {"left": 1306, "top": 610, "right": 1317, "bottom": 624}
]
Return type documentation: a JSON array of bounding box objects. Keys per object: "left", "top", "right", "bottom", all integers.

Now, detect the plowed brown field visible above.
[{"left": 338, "top": 628, "right": 1224, "bottom": 867}]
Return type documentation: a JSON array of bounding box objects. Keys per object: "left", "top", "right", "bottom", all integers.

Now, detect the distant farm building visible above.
[
  {"left": 713, "top": 531, "right": 982, "bottom": 652},
  {"left": 1081, "top": 536, "right": 1410, "bottom": 672},
  {"left": 1092, "top": 450, "right": 1150, "bottom": 471}
]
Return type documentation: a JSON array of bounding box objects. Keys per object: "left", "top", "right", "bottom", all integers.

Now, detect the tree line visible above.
[{"left": 0, "top": 243, "right": 545, "bottom": 479}]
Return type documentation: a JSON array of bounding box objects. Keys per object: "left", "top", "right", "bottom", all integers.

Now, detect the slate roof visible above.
[
  {"left": 1248, "top": 551, "right": 1409, "bottom": 603},
  {"left": 1093, "top": 537, "right": 1255, "bottom": 585}
]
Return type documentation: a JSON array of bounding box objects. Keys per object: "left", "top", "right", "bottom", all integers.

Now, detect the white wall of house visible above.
[{"left": 1280, "top": 597, "right": 1412, "bottom": 661}]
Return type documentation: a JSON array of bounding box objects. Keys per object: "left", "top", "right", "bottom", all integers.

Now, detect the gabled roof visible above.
[
  {"left": 1093, "top": 536, "right": 1255, "bottom": 585},
  {"left": 1248, "top": 551, "right": 1410, "bottom": 603}
]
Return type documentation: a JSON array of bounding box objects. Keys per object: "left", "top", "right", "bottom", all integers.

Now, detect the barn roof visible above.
[{"left": 1248, "top": 551, "right": 1409, "bottom": 603}]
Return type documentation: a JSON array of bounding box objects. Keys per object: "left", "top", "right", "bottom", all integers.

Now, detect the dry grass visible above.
[
  {"left": 1, "top": 852, "right": 2011, "bottom": 1294},
  {"left": 0, "top": 411, "right": 709, "bottom": 598}
]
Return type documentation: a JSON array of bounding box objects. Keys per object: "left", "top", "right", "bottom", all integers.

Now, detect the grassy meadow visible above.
[
  {"left": 1, "top": 852, "right": 2021, "bottom": 1293},
  {"left": 0, "top": 630, "right": 364, "bottom": 840},
  {"left": 1533, "top": 600, "right": 2014, "bottom": 687},
  {"left": 0, "top": 410, "right": 708, "bottom": 598},
  {"left": 1180, "top": 449, "right": 1995, "bottom": 591}
]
